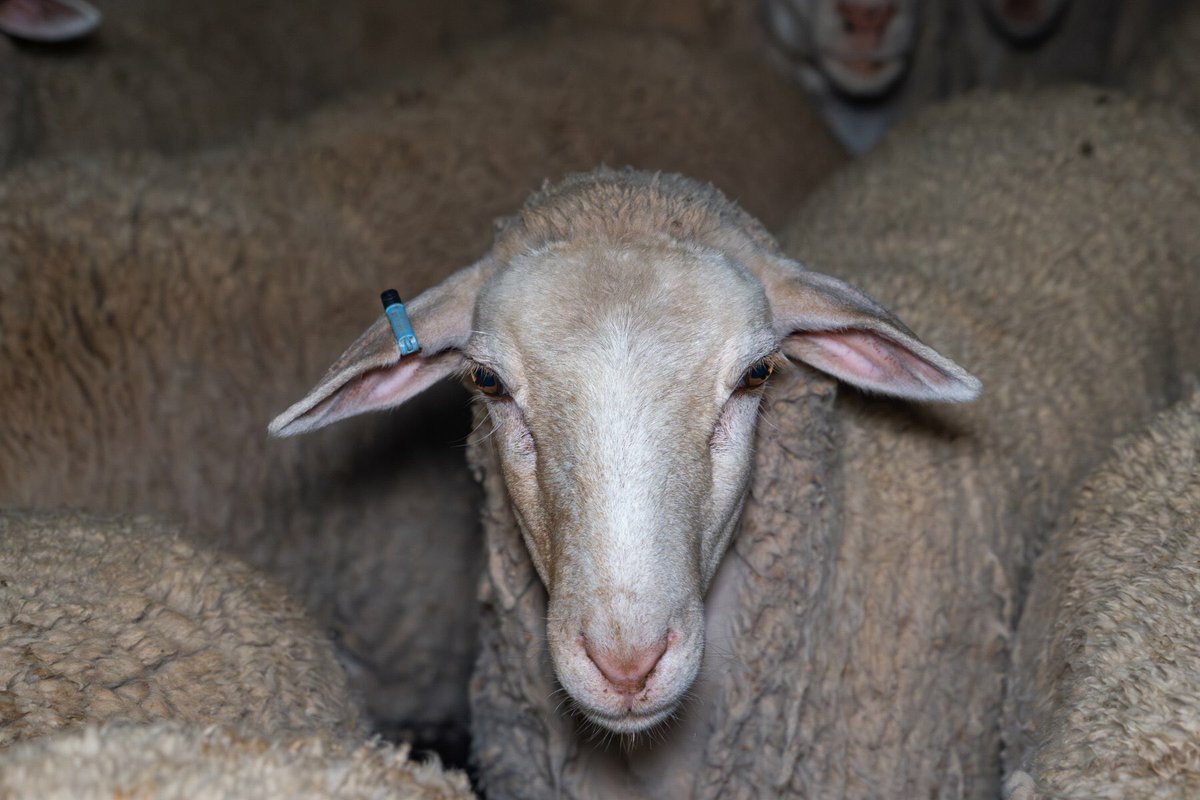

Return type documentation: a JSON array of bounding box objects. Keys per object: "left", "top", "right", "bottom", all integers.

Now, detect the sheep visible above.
[
  {"left": 271, "top": 84, "right": 1200, "bottom": 798},
  {"left": 0, "top": 26, "right": 845, "bottom": 748},
  {"left": 1001, "top": 390, "right": 1200, "bottom": 799},
  {"left": 0, "top": 509, "right": 363, "bottom": 747},
  {"left": 0, "top": 721, "right": 476, "bottom": 799},
  {"left": 919, "top": 0, "right": 1184, "bottom": 90},
  {"left": 761, "top": 0, "right": 1183, "bottom": 152},
  {"left": 0, "top": 0, "right": 519, "bottom": 169},
  {"left": 267, "top": 163, "right": 977, "bottom": 791}
]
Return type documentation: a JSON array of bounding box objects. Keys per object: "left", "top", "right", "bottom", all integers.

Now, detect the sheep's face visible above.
[
  {"left": 466, "top": 239, "right": 776, "bottom": 732},
  {"left": 764, "top": 0, "right": 918, "bottom": 97},
  {"left": 269, "top": 175, "right": 980, "bottom": 737}
]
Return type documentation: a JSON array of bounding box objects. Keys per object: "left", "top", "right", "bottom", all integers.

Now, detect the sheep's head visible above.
[
  {"left": 270, "top": 172, "right": 979, "bottom": 734},
  {"left": 764, "top": 0, "right": 919, "bottom": 98}
]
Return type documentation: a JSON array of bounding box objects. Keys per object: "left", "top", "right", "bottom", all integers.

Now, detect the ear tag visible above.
[{"left": 380, "top": 289, "right": 420, "bottom": 356}]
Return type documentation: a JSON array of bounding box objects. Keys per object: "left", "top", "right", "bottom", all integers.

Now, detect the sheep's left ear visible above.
[{"left": 765, "top": 265, "right": 981, "bottom": 402}]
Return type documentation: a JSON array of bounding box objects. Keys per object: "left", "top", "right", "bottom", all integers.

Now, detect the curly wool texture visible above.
[
  {"left": 774, "top": 86, "right": 1199, "bottom": 800},
  {"left": 0, "top": 0, "right": 516, "bottom": 169},
  {"left": 0, "top": 28, "right": 843, "bottom": 740},
  {"left": 0, "top": 722, "right": 474, "bottom": 800},
  {"left": 1004, "top": 391, "right": 1200, "bottom": 799},
  {"left": 468, "top": 87, "right": 1200, "bottom": 799},
  {"left": 0, "top": 511, "right": 363, "bottom": 748}
]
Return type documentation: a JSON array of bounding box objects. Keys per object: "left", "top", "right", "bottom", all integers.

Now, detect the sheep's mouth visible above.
[
  {"left": 582, "top": 702, "right": 678, "bottom": 735},
  {"left": 832, "top": 56, "right": 891, "bottom": 76},
  {"left": 819, "top": 51, "right": 907, "bottom": 97}
]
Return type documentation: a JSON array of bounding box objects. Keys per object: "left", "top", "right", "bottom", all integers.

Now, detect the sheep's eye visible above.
[
  {"left": 470, "top": 366, "right": 508, "bottom": 397},
  {"left": 740, "top": 358, "right": 774, "bottom": 390}
]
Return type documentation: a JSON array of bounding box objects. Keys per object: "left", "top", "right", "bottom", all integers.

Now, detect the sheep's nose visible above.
[
  {"left": 837, "top": 1, "right": 897, "bottom": 38},
  {"left": 584, "top": 635, "right": 669, "bottom": 694}
]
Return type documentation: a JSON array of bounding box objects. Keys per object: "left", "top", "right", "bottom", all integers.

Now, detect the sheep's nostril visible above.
[
  {"left": 837, "top": 3, "right": 871, "bottom": 24},
  {"left": 584, "top": 634, "right": 670, "bottom": 694},
  {"left": 836, "top": 2, "right": 897, "bottom": 38}
]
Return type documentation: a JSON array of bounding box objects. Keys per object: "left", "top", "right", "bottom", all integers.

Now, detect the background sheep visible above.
[
  {"left": 0, "top": 510, "right": 362, "bottom": 747},
  {"left": 0, "top": 721, "right": 475, "bottom": 799},
  {"left": 1002, "top": 390, "right": 1200, "bottom": 799},
  {"left": 459, "top": 87, "right": 1199, "bottom": 798},
  {"left": 0, "top": 26, "right": 845, "bottom": 750},
  {"left": 0, "top": 0, "right": 519, "bottom": 168},
  {"left": 913, "top": 0, "right": 1183, "bottom": 93},
  {"left": 761, "top": 0, "right": 1185, "bottom": 151}
]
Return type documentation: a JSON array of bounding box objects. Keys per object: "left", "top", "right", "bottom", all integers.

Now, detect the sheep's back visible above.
[
  {"left": 0, "top": 0, "right": 516, "bottom": 169},
  {"left": 0, "top": 510, "right": 363, "bottom": 747},
  {"left": 771, "top": 86, "right": 1200, "bottom": 798},
  {"left": 1004, "top": 390, "right": 1200, "bottom": 798},
  {"left": 0, "top": 721, "right": 475, "bottom": 799}
]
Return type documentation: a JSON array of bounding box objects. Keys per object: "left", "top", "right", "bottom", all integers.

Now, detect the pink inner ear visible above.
[
  {"left": 788, "top": 328, "right": 976, "bottom": 401},
  {"left": 365, "top": 359, "right": 425, "bottom": 404},
  {"left": 336, "top": 351, "right": 459, "bottom": 418},
  {"left": 272, "top": 350, "right": 461, "bottom": 437},
  {"left": 815, "top": 329, "right": 955, "bottom": 382},
  {"left": 803, "top": 330, "right": 894, "bottom": 383}
]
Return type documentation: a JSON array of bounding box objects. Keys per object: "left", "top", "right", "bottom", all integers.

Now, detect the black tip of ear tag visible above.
[{"left": 380, "top": 289, "right": 402, "bottom": 309}]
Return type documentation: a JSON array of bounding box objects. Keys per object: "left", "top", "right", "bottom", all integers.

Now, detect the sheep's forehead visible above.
[{"left": 477, "top": 239, "right": 774, "bottom": 394}]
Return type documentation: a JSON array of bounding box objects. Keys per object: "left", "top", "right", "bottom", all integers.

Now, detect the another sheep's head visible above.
[
  {"left": 270, "top": 173, "right": 979, "bottom": 734},
  {"left": 763, "top": 0, "right": 919, "bottom": 98}
]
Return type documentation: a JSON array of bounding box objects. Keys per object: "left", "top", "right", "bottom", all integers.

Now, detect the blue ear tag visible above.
[{"left": 380, "top": 289, "right": 420, "bottom": 356}]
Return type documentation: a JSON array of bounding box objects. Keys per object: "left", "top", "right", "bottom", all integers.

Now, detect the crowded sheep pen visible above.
[{"left": 1, "top": 1, "right": 1197, "bottom": 798}]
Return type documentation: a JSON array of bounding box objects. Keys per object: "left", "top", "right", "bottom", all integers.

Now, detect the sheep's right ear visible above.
[{"left": 268, "top": 263, "right": 490, "bottom": 437}]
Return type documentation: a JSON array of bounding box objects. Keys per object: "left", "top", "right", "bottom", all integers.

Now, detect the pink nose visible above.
[
  {"left": 584, "top": 636, "right": 669, "bottom": 694},
  {"left": 837, "top": 1, "right": 896, "bottom": 36}
]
